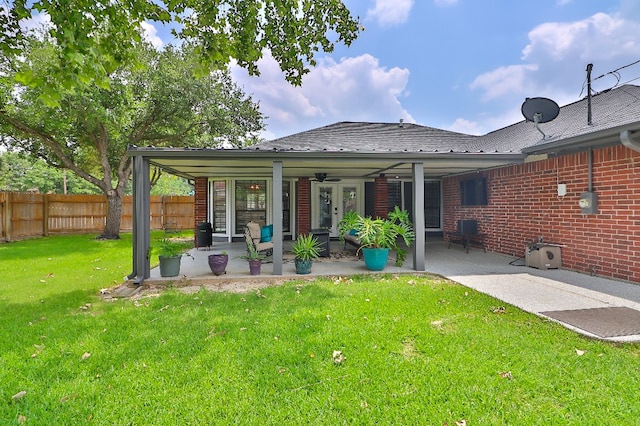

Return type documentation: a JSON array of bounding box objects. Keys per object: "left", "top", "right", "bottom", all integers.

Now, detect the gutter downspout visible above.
[
  {"left": 620, "top": 130, "right": 640, "bottom": 153},
  {"left": 587, "top": 148, "right": 593, "bottom": 192}
]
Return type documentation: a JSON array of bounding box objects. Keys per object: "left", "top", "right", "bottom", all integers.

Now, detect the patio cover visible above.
[{"left": 127, "top": 147, "right": 525, "bottom": 284}]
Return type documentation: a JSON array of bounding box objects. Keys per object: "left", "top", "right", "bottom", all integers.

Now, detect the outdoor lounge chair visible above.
[{"left": 244, "top": 221, "right": 274, "bottom": 260}]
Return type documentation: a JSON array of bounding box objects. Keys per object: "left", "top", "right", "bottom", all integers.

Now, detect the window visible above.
[
  {"left": 282, "top": 181, "right": 291, "bottom": 233},
  {"left": 211, "top": 181, "right": 226, "bottom": 233},
  {"left": 460, "top": 177, "right": 488, "bottom": 206},
  {"left": 387, "top": 181, "right": 402, "bottom": 212},
  {"left": 235, "top": 180, "right": 266, "bottom": 233},
  {"left": 424, "top": 181, "right": 441, "bottom": 228},
  {"left": 400, "top": 180, "right": 442, "bottom": 229}
]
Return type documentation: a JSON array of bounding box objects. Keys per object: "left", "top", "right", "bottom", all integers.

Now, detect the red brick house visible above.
[{"left": 128, "top": 84, "right": 640, "bottom": 284}]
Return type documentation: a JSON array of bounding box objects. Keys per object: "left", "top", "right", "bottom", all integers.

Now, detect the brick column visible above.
[
  {"left": 374, "top": 174, "right": 388, "bottom": 219},
  {"left": 296, "top": 177, "right": 311, "bottom": 236},
  {"left": 193, "top": 177, "right": 208, "bottom": 243}
]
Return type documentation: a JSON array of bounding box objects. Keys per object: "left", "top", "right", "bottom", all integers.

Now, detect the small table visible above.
[{"left": 310, "top": 228, "right": 331, "bottom": 257}]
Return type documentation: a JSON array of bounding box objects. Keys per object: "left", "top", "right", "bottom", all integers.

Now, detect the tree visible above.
[
  {"left": 0, "top": 151, "right": 61, "bottom": 192},
  {"left": 0, "top": 151, "right": 101, "bottom": 193},
  {"left": 150, "top": 175, "right": 193, "bottom": 196},
  {"left": 0, "top": 39, "right": 264, "bottom": 238},
  {"left": 0, "top": 1, "right": 360, "bottom": 105}
]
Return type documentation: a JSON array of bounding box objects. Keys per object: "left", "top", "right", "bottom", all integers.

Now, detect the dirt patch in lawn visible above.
[{"left": 103, "top": 275, "right": 318, "bottom": 300}]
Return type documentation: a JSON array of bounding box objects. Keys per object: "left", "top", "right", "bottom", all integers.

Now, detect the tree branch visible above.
[{"left": 0, "top": 110, "right": 106, "bottom": 191}]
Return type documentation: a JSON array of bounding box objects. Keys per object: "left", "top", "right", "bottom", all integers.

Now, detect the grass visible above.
[{"left": 1, "top": 235, "right": 640, "bottom": 425}]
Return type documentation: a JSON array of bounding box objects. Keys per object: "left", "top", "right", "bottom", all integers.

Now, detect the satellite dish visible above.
[
  {"left": 521, "top": 97, "right": 560, "bottom": 123},
  {"left": 521, "top": 97, "right": 560, "bottom": 139}
]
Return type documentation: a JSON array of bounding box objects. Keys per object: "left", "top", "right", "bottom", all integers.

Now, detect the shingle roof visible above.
[
  {"left": 478, "top": 85, "right": 640, "bottom": 153},
  {"left": 254, "top": 85, "right": 640, "bottom": 154},
  {"left": 254, "top": 122, "right": 480, "bottom": 153}
]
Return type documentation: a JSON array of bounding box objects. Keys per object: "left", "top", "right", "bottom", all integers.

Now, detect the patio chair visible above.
[
  {"left": 446, "top": 219, "right": 486, "bottom": 253},
  {"left": 244, "top": 221, "right": 274, "bottom": 260}
]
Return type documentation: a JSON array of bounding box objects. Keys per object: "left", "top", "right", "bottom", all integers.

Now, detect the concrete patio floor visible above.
[
  {"left": 148, "top": 239, "right": 416, "bottom": 283},
  {"left": 138, "top": 238, "right": 640, "bottom": 343}
]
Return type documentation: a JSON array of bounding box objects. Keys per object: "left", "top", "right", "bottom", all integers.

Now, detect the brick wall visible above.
[
  {"left": 443, "top": 145, "right": 640, "bottom": 283},
  {"left": 296, "top": 177, "right": 311, "bottom": 236},
  {"left": 374, "top": 175, "right": 388, "bottom": 219},
  {"left": 193, "top": 177, "right": 208, "bottom": 241}
]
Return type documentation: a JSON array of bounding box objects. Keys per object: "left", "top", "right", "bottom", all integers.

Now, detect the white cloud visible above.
[
  {"left": 231, "top": 52, "right": 414, "bottom": 139},
  {"left": 141, "top": 21, "right": 164, "bottom": 49},
  {"left": 366, "top": 0, "right": 414, "bottom": 27},
  {"left": 522, "top": 13, "right": 640, "bottom": 62},
  {"left": 470, "top": 11, "right": 640, "bottom": 108},
  {"left": 20, "top": 12, "right": 51, "bottom": 32},
  {"left": 447, "top": 118, "right": 483, "bottom": 135},
  {"left": 470, "top": 64, "right": 539, "bottom": 101}
]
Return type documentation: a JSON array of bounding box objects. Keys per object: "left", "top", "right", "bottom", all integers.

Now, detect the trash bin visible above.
[
  {"left": 310, "top": 228, "right": 331, "bottom": 257},
  {"left": 196, "top": 221, "right": 213, "bottom": 249}
]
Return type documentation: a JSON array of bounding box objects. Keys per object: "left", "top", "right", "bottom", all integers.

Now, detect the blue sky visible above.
[
  {"left": 213, "top": 0, "right": 640, "bottom": 140},
  {"left": 116, "top": 1, "right": 640, "bottom": 140}
]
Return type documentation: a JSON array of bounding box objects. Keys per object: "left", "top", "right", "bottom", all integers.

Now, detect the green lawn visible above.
[{"left": 1, "top": 234, "right": 639, "bottom": 425}]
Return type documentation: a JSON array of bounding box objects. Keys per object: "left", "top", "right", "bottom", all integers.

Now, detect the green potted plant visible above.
[
  {"left": 337, "top": 210, "right": 361, "bottom": 250},
  {"left": 241, "top": 244, "right": 268, "bottom": 275},
  {"left": 353, "top": 206, "right": 415, "bottom": 271},
  {"left": 208, "top": 251, "right": 228, "bottom": 276},
  {"left": 157, "top": 238, "right": 186, "bottom": 277},
  {"left": 290, "top": 234, "right": 323, "bottom": 274}
]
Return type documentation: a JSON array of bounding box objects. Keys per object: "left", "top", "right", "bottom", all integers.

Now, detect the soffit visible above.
[{"left": 134, "top": 149, "right": 525, "bottom": 180}]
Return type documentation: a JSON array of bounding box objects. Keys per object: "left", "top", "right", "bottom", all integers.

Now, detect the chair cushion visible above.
[
  {"left": 260, "top": 224, "right": 273, "bottom": 242},
  {"left": 255, "top": 241, "right": 274, "bottom": 251},
  {"left": 344, "top": 233, "right": 360, "bottom": 245},
  {"left": 247, "top": 222, "right": 261, "bottom": 239}
]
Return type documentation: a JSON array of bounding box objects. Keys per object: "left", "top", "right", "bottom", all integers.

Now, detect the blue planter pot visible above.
[
  {"left": 295, "top": 258, "right": 313, "bottom": 274},
  {"left": 362, "top": 247, "right": 390, "bottom": 271}
]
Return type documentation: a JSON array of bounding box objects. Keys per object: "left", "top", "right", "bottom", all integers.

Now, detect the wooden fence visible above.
[{"left": 0, "top": 192, "right": 194, "bottom": 242}]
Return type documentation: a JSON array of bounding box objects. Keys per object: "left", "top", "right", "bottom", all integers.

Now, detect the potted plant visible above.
[
  {"left": 352, "top": 207, "right": 415, "bottom": 271},
  {"left": 337, "top": 210, "right": 361, "bottom": 250},
  {"left": 157, "top": 237, "right": 186, "bottom": 277},
  {"left": 208, "top": 251, "right": 228, "bottom": 276},
  {"left": 241, "top": 244, "right": 268, "bottom": 275},
  {"left": 290, "top": 234, "right": 323, "bottom": 274}
]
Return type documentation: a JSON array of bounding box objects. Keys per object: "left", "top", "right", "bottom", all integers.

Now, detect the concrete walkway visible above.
[
  {"left": 423, "top": 244, "right": 640, "bottom": 342},
  {"left": 144, "top": 239, "right": 640, "bottom": 343}
]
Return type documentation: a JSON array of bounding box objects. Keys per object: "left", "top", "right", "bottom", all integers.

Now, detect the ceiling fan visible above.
[{"left": 312, "top": 172, "right": 341, "bottom": 182}]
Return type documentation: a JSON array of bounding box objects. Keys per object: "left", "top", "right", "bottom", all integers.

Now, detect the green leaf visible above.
[{"left": 14, "top": 69, "right": 35, "bottom": 85}]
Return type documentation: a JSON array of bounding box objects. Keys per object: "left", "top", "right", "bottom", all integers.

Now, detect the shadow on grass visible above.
[{"left": 0, "top": 234, "right": 128, "bottom": 262}]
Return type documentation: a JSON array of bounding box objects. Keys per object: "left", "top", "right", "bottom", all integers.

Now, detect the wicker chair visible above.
[{"left": 244, "top": 222, "right": 274, "bottom": 260}]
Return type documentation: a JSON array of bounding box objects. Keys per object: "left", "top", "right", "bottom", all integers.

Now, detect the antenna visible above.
[
  {"left": 586, "top": 63, "right": 593, "bottom": 125},
  {"left": 521, "top": 97, "right": 560, "bottom": 139}
]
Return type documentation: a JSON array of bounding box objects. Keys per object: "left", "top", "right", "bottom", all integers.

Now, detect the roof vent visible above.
[{"left": 399, "top": 118, "right": 404, "bottom": 127}]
